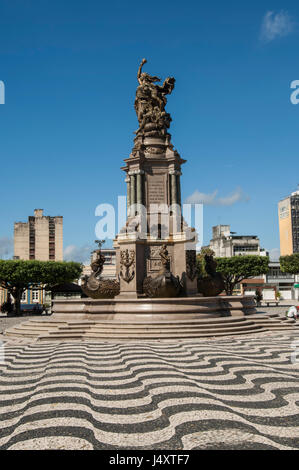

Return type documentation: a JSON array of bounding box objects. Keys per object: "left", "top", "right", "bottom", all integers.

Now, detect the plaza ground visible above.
[{"left": 0, "top": 307, "right": 299, "bottom": 450}]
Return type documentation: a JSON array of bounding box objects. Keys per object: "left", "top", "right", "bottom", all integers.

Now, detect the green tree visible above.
[
  {"left": 215, "top": 255, "right": 269, "bottom": 295},
  {"left": 280, "top": 254, "right": 299, "bottom": 274},
  {"left": 0, "top": 260, "right": 82, "bottom": 315},
  {"left": 196, "top": 247, "right": 215, "bottom": 278}
]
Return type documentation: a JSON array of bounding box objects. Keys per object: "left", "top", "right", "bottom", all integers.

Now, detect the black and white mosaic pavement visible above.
[{"left": 0, "top": 333, "right": 299, "bottom": 450}]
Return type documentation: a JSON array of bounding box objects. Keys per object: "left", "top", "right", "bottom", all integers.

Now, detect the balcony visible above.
[{"left": 266, "top": 275, "right": 294, "bottom": 284}]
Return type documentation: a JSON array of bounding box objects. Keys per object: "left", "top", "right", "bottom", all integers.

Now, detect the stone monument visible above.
[
  {"left": 114, "top": 59, "right": 198, "bottom": 299},
  {"left": 50, "top": 59, "right": 256, "bottom": 322}
]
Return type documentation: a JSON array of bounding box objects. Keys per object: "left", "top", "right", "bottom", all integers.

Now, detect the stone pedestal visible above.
[
  {"left": 51, "top": 295, "right": 257, "bottom": 319},
  {"left": 114, "top": 230, "right": 198, "bottom": 298},
  {"left": 115, "top": 236, "right": 146, "bottom": 298},
  {"left": 114, "top": 60, "right": 198, "bottom": 299}
]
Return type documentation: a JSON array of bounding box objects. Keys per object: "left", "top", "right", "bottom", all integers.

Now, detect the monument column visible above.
[
  {"left": 170, "top": 171, "right": 178, "bottom": 205},
  {"left": 130, "top": 172, "right": 136, "bottom": 215},
  {"left": 136, "top": 170, "right": 143, "bottom": 206},
  {"left": 125, "top": 176, "right": 131, "bottom": 216},
  {"left": 176, "top": 171, "right": 182, "bottom": 207},
  {"left": 114, "top": 58, "right": 198, "bottom": 298}
]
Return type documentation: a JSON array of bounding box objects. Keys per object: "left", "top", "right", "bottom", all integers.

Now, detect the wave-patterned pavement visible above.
[{"left": 1, "top": 332, "right": 299, "bottom": 450}]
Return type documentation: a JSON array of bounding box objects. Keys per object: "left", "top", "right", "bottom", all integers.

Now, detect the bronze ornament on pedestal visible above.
[
  {"left": 81, "top": 241, "right": 120, "bottom": 299},
  {"left": 143, "top": 244, "right": 181, "bottom": 298},
  {"left": 197, "top": 253, "right": 225, "bottom": 297}
]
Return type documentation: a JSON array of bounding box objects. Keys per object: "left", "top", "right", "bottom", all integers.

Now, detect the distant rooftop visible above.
[
  {"left": 230, "top": 235, "right": 258, "bottom": 239},
  {"left": 279, "top": 188, "right": 299, "bottom": 202}
]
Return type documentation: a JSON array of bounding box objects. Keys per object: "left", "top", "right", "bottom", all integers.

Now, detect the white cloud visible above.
[
  {"left": 0, "top": 237, "right": 13, "bottom": 259},
  {"left": 64, "top": 244, "right": 93, "bottom": 265},
  {"left": 185, "top": 187, "right": 249, "bottom": 206},
  {"left": 260, "top": 10, "right": 294, "bottom": 42},
  {"left": 269, "top": 248, "right": 280, "bottom": 262}
]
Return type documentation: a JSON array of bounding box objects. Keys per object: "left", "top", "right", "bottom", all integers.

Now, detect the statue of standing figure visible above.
[{"left": 135, "top": 58, "right": 175, "bottom": 136}]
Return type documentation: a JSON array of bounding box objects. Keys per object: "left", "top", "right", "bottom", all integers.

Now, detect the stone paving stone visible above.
[{"left": 0, "top": 331, "right": 299, "bottom": 450}]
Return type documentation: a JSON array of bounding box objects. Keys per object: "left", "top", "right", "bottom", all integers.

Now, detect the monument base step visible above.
[{"left": 4, "top": 313, "right": 298, "bottom": 342}]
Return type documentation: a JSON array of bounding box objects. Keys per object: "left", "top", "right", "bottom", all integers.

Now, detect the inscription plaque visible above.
[{"left": 147, "top": 174, "right": 167, "bottom": 206}]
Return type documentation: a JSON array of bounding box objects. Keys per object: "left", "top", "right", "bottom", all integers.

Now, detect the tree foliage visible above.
[
  {"left": 0, "top": 260, "right": 82, "bottom": 315},
  {"left": 196, "top": 247, "right": 215, "bottom": 278},
  {"left": 0, "top": 294, "right": 13, "bottom": 314},
  {"left": 280, "top": 254, "right": 299, "bottom": 274},
  {"left": 215, "top": 255, "right": 269, "bottom": 295}
]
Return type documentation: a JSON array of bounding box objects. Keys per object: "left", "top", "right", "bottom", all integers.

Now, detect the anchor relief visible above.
[{"left": 120, "top": 249, "right": 135, "bottom": 283}]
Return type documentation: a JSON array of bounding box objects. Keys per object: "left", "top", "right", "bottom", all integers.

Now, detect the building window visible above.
[
  {"left": 233, "top": 245, "right": 259, "bottom": 253},
  {"left": 268, "top": 266, "right": 293, "bottom": 279},
  {"left": 32, "top": 290, "right": 39, "bottom": 303}
]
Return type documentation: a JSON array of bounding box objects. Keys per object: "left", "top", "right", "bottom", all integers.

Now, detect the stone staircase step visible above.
[
  {"left": 7, "top": 325, "right": 58, "bottom": 332},
  {"left": 4, "top": 318, "right": 254, "bottom": 338},
  {"left": 39, "top": 334, "right": 84, "bottom": 341},
  {"left": 27, "top": 317, "right": 251, "bottom": 326},
  {"left": 4, "top": 312, "right": 297, "bottom": 342},
  {"left": 43, "top": 323, "right": 263, "bottom": 337},
  {"left": 87, "top": 322, "right": 256, "bottom": 332},
  {"left": 38, "top": 328, "right": 268, "bottom": 341},
  {"left": 251, "top": 323, "right": 293, "bottom": 328}
]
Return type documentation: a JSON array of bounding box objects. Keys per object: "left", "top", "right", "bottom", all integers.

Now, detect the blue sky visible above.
[{"left": 0, "top": 0, "right": 298, "bottom": 262}]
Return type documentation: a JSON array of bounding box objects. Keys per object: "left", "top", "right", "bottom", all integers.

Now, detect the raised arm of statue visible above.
[
  {"left": 137, "top": 58, "right": 147, "bottom": 84},
  {"left": 160, "top": 76, "right": 175, "bottom": 96}
]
